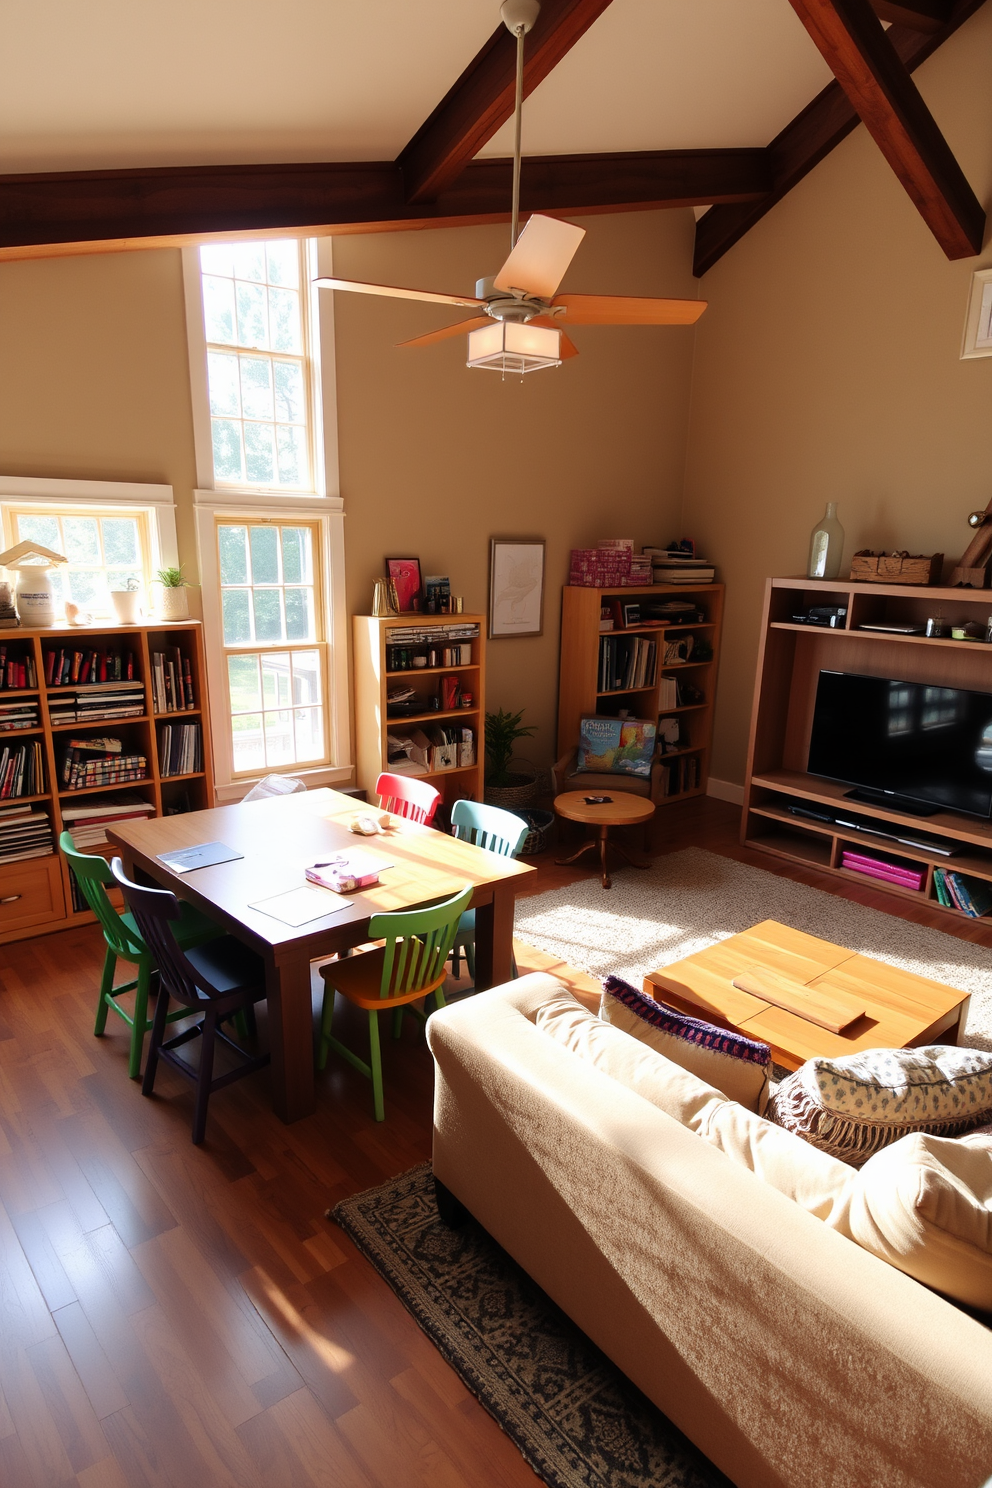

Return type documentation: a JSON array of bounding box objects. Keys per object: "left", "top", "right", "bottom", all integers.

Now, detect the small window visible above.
[
  {"left": 199, "top": 241, "right": 312, "bottom": 490},
  {"left": 10, "top": 507, "right": 152, "bottom": 618},
  {"left": 216, "top": 519, "right": 327, "bottom": 774}
]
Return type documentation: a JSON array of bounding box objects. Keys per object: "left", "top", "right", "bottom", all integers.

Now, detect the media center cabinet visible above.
[{"left": 743, "top": 575, "right": 992, "bottom": 925}]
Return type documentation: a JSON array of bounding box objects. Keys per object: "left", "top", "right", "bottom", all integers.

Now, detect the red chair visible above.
[{"left": 375, "top": 772, "right": 441, "bottom": 826}]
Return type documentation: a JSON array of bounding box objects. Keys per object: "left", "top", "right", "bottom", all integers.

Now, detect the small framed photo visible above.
[
  {"left": 489, "top": 538, "right": 545, "bottom": 639},
  {"left": 961, "top": 267, "right": 992, "bottom": 359},
  {"left": 385, "top": 557, "right": 422, "bottom": 612}
]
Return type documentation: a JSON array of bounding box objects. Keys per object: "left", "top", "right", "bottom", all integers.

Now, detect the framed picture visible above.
[
  {"left": 489, "top": 538, "right": 545, "bottom": 639},
  {"left": 385, "top": 557, "right": 422, "bottom": 612},
  {"left": 961, "top": 267, "right": 992, "bottom": 359}
]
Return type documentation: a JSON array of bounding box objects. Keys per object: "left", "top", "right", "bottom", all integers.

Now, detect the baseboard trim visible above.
[{"left": 706, "top": 777, "right": 745, "bottom": 806}]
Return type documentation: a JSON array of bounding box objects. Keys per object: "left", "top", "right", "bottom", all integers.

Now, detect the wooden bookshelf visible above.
[
  {"left": 743, "top": 576, "right": 992, "bottom": 925},
  {"left": 0, "top": 620, "right": 213, "bottom": 944},
  {"left": 557, "top": 583, "right": 724, "bottom": 805},
  {"left": 353, "top": 613, "right": 485, "bottom": 809}
]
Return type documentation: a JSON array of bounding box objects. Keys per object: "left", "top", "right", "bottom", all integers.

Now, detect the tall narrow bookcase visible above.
[
  {"left": 557, "top": 583, "right": 724, "bottom": 804},
  {"left": 353, "top": 613, "right": 486, "bottom": 808},
  {"left": 0, "top": 620, "right": 213, "bottom": 945}
]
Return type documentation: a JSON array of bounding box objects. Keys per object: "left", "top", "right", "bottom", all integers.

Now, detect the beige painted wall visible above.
[
  {"left": 682, "top": 6, "right": 992, "bottom": 788},
  {"left": 332, "top": 208, "right": 698, "bottom": 770}
]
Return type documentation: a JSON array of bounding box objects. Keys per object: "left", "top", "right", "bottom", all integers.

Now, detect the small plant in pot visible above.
[
  {"left": 157, "top": 564, "right": 191, "bottom": 621},
  {"left": 484, "top": 707, "right": 539, "bottom": 808}
]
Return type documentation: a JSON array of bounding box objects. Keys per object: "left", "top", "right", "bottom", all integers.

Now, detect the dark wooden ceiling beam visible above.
[
  {"left": 787, "top": 0, "right": 983, "bottom": 256},
  {"left": 694, "top": 0, "right": 986, "bottom": 276},
  {"left": 871, "top": 0, "right": 949, "bottom": 30},
  {"left": 0, "top": 149, "right": 770, "bottom": 259},
  {"left": 396, "top": 0, "right": 614, "bottom": 204}
]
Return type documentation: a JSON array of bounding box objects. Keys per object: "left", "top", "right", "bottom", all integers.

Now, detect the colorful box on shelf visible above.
[{"left": 840, "top": 849, "right": 924, "bottom": 891}]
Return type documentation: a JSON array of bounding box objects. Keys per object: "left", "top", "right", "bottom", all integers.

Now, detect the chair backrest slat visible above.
[
  {"left": 370, "top": 886, "right": 472, "bottom": 1000},
  {"left": 110, "top": 858, "right": 220, "bottom": 1006},
  {"left": 450, "top": 800, "right": 528, "bottom": 860},
  {"left": 374, "top": 772, "right": 441, "bottom": 827},
  {"left": 59, "top": 832, "right": 144, "bottom": 958}
]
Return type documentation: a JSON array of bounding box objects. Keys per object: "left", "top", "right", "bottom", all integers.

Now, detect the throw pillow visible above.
[
  {"left": 600, "top": 976, "right": 772, "bottom": 1115},
  {"left": 848, "top": 1131, "right": 992, "bottom": 1310},
  {"left": 767, "top": 1045, "right": 992, "bottom": 1167}
]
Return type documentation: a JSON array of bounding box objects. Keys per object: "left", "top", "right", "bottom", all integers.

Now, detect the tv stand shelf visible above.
[{"left": 744, "top": 578, "right": 992, "bottom": 927}]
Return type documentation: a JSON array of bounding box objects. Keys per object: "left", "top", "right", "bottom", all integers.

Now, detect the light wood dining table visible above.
[{"left": 107, "top": 787, "right": 535, "bottom": 1122}]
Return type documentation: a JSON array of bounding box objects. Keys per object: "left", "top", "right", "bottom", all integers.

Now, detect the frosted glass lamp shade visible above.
[{"left": 467, "top": 319, "right": 561, "bottom": 374}]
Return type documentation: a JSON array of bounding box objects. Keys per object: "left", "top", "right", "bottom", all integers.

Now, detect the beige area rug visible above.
[{"left": 515, "top": 847, "right": 992, "bottom": 1050}]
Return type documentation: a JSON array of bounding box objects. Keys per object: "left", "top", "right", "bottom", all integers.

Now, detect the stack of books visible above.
[
  {"left": 47, "top": 680, "right": 146, "bottom": 725},
  {"left": 597, "top": 634, "right": 657, "bottom": 691},
  {"left": 644, "top": 548, "right": 717, "bottom": 584},
  {"left": 61, "top": 794, "right": 156, "bottom": 850},
  {"left": 0, "top": 803, "right": 53, "bottom": 862},
  {"left": 44, "top": 646, "right": 135, "bottom": 686},
  {"left": 0, "top": 698, "right": 39, "bottom": 731},
  {"left": 840, "top": 849, "right": 924, "bottom": 892},
  {"left": 150, "top": 647, "right": 196, "bottom": 713},
  {"left": 934, "top": 869, "right": 992, "bottom": 917},
  {"left": 0, "top": 741, "right": 44, "bottom": 797},
  {"left": 61, "top": 738, "right": 147, "bottom": 790},
  {"left": 158, "top": 722, "right": 202, "bottom": 777},
  {"left": 0, "top": 648, "right": 37, "bottom": 688},
  {"left": 659, "top": 755, "right": 700, "bottom": 796}
]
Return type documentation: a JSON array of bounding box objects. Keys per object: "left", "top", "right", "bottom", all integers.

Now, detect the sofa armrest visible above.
[{"left": 551, "top": 749, "right": 578, "bottom": 794}]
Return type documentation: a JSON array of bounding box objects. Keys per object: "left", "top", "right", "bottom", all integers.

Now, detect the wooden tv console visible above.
[{"left": 743, "top": 576, "right": 992, "bottom": 927}]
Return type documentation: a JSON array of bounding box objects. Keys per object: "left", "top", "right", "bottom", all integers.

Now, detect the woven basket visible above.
[
  {"left": 512, "top": 808, "right": 554, "bottom": 856},
  {"left": 484, "top": 760, "right": 540, "bottom": 809}
]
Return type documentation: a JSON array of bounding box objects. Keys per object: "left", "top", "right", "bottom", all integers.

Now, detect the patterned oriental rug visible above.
[
  {"left": 514, "top": 847, "right": 992, "bottom": 1049},
  {"left": 331, "top": 1165, "right": 730, "bottom": 1488}
]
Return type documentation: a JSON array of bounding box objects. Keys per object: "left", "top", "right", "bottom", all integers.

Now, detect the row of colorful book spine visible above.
[
  {"left": 0, "top": 648, "right": 37, "bottom": 690},
  {"left": 45, "top": 646, "right": 137, "bottom": 686},
  {"left": 0, "top": 741, "right": 44, "bottom": 798},
  {"left": 934, "top": 868, "right": 992, "bottom": 917}
]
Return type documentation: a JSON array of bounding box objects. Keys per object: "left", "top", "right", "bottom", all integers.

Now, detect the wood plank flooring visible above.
[{"left": 0, "top": 796, "right": 989, "bottom": 1487}]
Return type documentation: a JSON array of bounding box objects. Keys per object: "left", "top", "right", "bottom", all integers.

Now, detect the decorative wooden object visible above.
[
  {"left": 731, "top": 965, "right": 864, "bottom": 1033},
  {"left": 353, "top": 613, "right": 486, "bottom": 810},
  {"left": 742, "top": 575, "right": 992, "bottom": 925},
  {"left": 0, "top": 619, "right": 213, "bottom": 945},
  {"left": 950, "top": 494, "right": 992, "bottom": 587},
  {"left": 557, "top": 583, "right": 724, "bottom": 806},
  {"left": 849, "top": 549, "right": 942, "bottom": 584}
]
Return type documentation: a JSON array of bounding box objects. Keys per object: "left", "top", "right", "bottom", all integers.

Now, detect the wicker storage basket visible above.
[
  {"left": 512, "top": 808, "right": 554, "bottom": 856},
  {"left": 483, "top": 761, "right": 540, "bottom": 809}
]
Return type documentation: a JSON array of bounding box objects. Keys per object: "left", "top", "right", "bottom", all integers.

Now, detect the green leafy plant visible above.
[
  {"left": 157, "top": 565, "right": 190, "bottom": 589},
  {"left": 485, "top": 707, "right": 537, "bottom": 788}
]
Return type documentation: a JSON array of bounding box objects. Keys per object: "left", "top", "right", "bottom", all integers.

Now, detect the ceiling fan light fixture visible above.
[{"left": 466, "top": 319, "right": 561, "bottom": 374}]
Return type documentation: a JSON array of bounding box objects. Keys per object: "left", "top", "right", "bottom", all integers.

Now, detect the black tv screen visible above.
[{"left": 808, "top": 670, "right": 992, "bottom": 819}]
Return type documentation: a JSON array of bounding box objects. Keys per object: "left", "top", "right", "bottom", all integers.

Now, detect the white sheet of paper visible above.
[{"left": 249, "top": 886, "right": 349, "bottom": 927}]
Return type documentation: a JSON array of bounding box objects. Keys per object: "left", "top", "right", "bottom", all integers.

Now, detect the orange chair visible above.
[{"left": 375, "top": 771, "right": 441, "bottom": 826}]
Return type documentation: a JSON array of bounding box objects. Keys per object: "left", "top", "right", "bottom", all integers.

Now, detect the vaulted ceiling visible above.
[{"left": 0, "top": 0, "right": 985, "bottom": 273}]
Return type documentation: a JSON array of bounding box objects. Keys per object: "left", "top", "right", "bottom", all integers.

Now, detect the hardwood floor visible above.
[{"left": 0, "top": 797, "right": 989, "bottom": 1487}]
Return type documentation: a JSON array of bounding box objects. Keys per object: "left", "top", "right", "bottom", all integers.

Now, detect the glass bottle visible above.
[{"left": 807, "top": 502, "right": 845, "bottom": 580}]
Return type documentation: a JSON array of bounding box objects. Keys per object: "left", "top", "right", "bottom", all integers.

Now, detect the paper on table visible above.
[
  {"left": 249, "top": 886, "right": 350, "bottom": 927},
  {"left": 157, "top": 841, "right": 244, "bottom": 873}
]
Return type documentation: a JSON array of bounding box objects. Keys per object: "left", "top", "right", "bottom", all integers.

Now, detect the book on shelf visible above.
[
  {"left": 0, "top": 648, "right": 37, "bottom": 689},
  {"left": 934, "top": 868, "right": 992, "bottom": 917},
  {"left": 841, "top": 851, "right": 924, "bottom": 891},
  {"left": 158, "top": 722, "right": 202, "bottom": 777},
  {"left": 0, "top": 699, "right": 40, "bottom": 730},
  {"left": 597, "top": 634, "right": 657, "bottom": 691},
  {"left": 0, "top": 803, "right": 53, "bottom": 861},
  {"left": 577, "top": 716, "right": 656, "bottom": 779},
  {"left": 47, "top": 681, "right": 146, "bottom": 725},
  {"left": 150, "top": 647, "right": 195, "bottom": 713},
  {"left": 658, "top": 753, "right": 700, "bottom": 797},
  {"left": 61, "top": 737, "right": 147, "bottom": 790},
  {"left": 0, "top": 741, "right": 44, "bottom": 798},
  {"left": 44, "top": 646, "right": 135, "bottom": 687}
]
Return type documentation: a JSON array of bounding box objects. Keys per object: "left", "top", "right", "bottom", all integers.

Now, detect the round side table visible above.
[{"left": 553, "top": 789, "right": 656, "bottom": 889}]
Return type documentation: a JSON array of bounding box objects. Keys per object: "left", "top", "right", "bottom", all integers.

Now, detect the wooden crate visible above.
[{"left": 849, "top": 551, "right": 943, "bottom": 585}]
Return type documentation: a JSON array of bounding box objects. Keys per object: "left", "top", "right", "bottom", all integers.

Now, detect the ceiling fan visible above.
[{"left": 314, "top": 0, "right": 707, "bottom": 375}]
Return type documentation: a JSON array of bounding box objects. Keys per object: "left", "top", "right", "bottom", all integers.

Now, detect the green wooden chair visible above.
[
  {"left": 60, "top": 832, "right": 226, "bottom": 1079},
  {"left": 449, "top": 799, "right": 528, "bottom": 983},
  {"left": 317, "top": 885, "right": 472, "bottom": 1121}
]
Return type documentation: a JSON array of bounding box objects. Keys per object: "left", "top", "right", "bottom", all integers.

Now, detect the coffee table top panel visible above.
[{"left": 554, "top": 790, "right": 655, "bottom": 826}]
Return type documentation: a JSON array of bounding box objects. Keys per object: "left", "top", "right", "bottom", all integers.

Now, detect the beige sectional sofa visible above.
[{"left": 426, "top": 973, "right": 992, "bottom": 1488}]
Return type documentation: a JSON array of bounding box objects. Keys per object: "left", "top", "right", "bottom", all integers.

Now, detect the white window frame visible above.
[
  {"left": 0, "top": 475, "right": 179, "bottom": 596},
  {"left": 185, "top": 236, "right": 351, "bottom": 800}
]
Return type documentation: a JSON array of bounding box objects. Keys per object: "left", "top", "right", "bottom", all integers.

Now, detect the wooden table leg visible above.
[
  {"left": 472, "top": 882, "right": 516, "bottom": 990},
  {"left": 598, "top": 825, "right": 612, "bottom": 888},
  {"left": 266, "top": 945, "right": 316, "bottom": 1123}
]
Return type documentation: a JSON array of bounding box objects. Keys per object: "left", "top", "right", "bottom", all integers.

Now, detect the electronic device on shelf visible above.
[
  {"left": 784, "top": 801, "right": 961, "bottom": 855},
  {"left": 808, "top": 669, "right": 992, "bottom": 821},
  {"left": 857, "top": 622, "right": 927, "bottom": 634},
  {"left": 790, "top": 606, "right": 847, "bottom": 627}
]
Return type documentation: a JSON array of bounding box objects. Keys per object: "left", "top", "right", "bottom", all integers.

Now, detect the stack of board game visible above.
[
  {"left": 46, "top": 681, "right": 146, "bottom": 725},
  {"left": 0, "top": 698, "right": 39, "bottom": 730},
  {"left": 61, "top": 738, "right": 147, "bottom": 789},
  {"left": 0, "top": 803, "right": 53, "bottom": 862}
]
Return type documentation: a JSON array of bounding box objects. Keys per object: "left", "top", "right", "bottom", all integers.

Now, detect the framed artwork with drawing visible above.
[
  {"left": 385, "top": 557, "right": 422, "bottom": 612},
  {"left": 489, "top": 538, "right": 545, "bottom": 639}
]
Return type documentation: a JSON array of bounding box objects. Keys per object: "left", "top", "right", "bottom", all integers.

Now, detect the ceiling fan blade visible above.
[
  {"left": 530, "top": 315, "right": 579, "bottom": 359},
  {"left": 396, "top": 316, "right": 492, "bottom": 350},
  {"left": 313, "top": 276, "right": 484, "bottom": 309},
  {"left": 493, "top": 215, "right": 586, "bottom": 299},
  {"left": 551, "top": 294, "right": 707, "bottom": 326}
]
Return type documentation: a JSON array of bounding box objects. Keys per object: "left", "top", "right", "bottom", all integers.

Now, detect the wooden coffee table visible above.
[
  {"left": 554, "top": 789, "right": 655, "bottom": 889},
  {"left": 644, "top": 919, "right": 971, "bottom": 1071}
]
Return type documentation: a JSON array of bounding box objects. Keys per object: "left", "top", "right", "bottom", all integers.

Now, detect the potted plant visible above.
[
  {"left": 110, "top": 574, "right": 142, "bottom": 625},
  {"left": 156, "top": 564, "right": 191, "bottom": 621},
  {"left": 484, "top": 706, "right": 539, "bottom": 807}
]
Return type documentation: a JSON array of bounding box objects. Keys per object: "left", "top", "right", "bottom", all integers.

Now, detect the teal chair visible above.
[
  {"left": 61, "top": 832, "right": 226, "bottom": 1079},
  {"left": 449, "top": 799, "right": 528, "bottom": 984},
  {"left": 317, "top": 886, "right": 472, "bottom": 1121}
]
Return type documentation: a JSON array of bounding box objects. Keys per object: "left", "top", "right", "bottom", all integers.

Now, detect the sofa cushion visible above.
[
  {"left": 699, "top": 1100, "right": 856, "bottom": 1228},
  {"left": 768, "top": 1045, "right": 992, "bottom": 1166},
  {"left": 601, "top": 976, "right": 771, "bottom": 1114},
  {"left": 848, "top": 1132, "right": 992, "bottom": 1310},
  {"left": 533, "top": 986, "right": 726, "bottom": 1131}
]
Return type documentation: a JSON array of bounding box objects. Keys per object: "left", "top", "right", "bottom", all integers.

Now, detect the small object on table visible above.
[
  {"left": 553, "top": 789, "right": 655, "bottom": 889},
  {"left": 306, "top": 849, "right": 389, "bottom": 892},
  {"left": 157, "top": 841, "right": 243, "bottom": 873}
]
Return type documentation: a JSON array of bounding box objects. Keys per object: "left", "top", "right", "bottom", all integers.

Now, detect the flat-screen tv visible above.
[{"left": 808, "top": 670, "right": 992, "bottom": 819}]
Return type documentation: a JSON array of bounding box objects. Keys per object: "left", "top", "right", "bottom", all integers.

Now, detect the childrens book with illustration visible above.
[{"left": 576, "top": 716, "right": 656, "bottom": 779}]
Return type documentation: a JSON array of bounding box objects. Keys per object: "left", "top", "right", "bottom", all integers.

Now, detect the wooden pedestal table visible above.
[{"left": 553, "top": 789, "right": 655, "bottom": 889}]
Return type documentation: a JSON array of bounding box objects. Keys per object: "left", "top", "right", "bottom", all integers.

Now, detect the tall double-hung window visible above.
[{"left": 185, "top": 237, "right": 347, "bottom": 797}]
